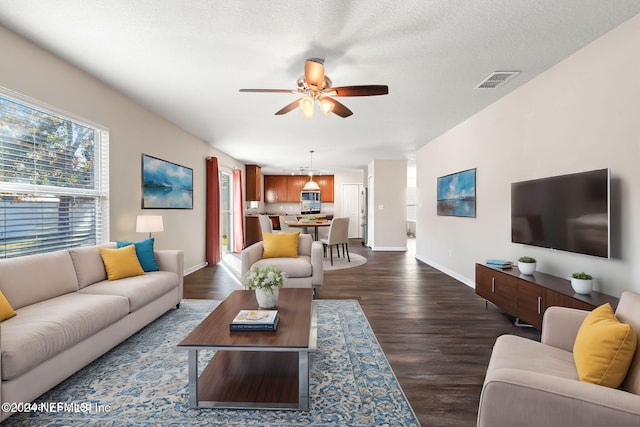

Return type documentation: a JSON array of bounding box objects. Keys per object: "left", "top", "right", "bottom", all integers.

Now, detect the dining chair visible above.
[
  {"left": 279, "top": 215, "right": 299, "bottom": 232},
  {"left": 319, "top": 217, "right": 350, "bottom": 266},
  {"left": 258, "top": 214, "right": 273, "bottom": 234}
]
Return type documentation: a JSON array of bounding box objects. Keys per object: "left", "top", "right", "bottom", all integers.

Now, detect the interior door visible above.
[{"left": 342, "top": 183, "right": 363, "bottom": 238}]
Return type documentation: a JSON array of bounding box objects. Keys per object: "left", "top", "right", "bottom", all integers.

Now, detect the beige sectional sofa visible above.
[
  {"left": 0, "top": 243, "right": 183, "bottom": 421},
  {"left": 478, "top": 291, "right": 640, "bottom": 427}
]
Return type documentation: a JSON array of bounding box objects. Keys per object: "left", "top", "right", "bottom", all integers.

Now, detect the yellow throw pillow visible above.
[
  {"left": 99, "top": 245, "right": 145, "bottom": 281},
  {"left": 573, "top": 303, "right": 637, "bottom": 388},
  {"left": 0, "top": 290, "right": 16, "bottom": 321},
  {"left": 262, "top": 232, "right": 300, "bottom": 259}
]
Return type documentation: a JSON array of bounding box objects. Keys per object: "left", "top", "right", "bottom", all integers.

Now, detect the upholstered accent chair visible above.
[
  {"left": 240, "top": 233, "right": 323, "bottom": 291},
  {"left": 477, "top": 291, "right": 640, "bottom": 426}
]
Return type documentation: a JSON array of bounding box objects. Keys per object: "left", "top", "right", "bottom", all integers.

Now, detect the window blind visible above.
[{"left": 0, "top": 90, "right": 109, "bottom": 258}]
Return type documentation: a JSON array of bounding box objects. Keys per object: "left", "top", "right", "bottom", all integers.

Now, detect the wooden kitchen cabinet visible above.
[
  {"left": 245, "top": 216, "right": 262, "bottom": 247},
  {"left": 264, "top": 174, "right": 334, "bottom": 203},
  {"left": 475, "top": 263, "right": 618, "bottom": 329},
  {"left": 264, "top": 175, "right": 288, "bottom": 203},
  {"left": 287, "top": 176, "right": 307, "bottom": 202},
  {"left": 245, "top": 165, "right": 261, "bottom": 201},
  {"left": 316, "top": 175, "right": 334, "bottom": 202}
]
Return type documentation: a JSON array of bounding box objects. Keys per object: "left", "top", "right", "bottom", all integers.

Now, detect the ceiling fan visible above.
[{"left": 239, "top": 58, "right": 388, "bottom": 118}]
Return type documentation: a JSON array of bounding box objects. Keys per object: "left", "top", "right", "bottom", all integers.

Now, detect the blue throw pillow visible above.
[{"left": 116, "top": 238, "right": 160, "bottom": 272}]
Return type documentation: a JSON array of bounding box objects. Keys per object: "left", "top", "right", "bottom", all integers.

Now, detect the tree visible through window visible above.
[{"left": 0, "top": 91, "right": 109, "bottom": 258}]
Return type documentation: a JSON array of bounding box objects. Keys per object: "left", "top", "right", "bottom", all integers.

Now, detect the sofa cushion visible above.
[
  {"left": 252, "top": 256, "right": 312, "bottom": 278},
  {"left": 116, "top": 238, "right": 160, "bottom": 272},
  {"left": 0, "top": 250, "right": 78, "bottom": 309},
  {"left": 0, "top": 292, "right": 130, "bottom": 380},
  {"left": 262, "top": 232, "right": 300, "bottom": 258},
  {"left": 99, "top": 245, "right": 145, "bottom": 281},
  {"left": 487, "top": 334, "right": 579, "bottom": 381},
  {"left": 573, "top": 303, "right": 637, "bottom": 388},
  {"left": 68, "top": 243, "right": 114, "bottom": 288},
  {"left": 78, "top": 271, "right": 178, "bottom": 311},
  {"left": 0, "top": 290, "right": 16, "bottom": 321}
]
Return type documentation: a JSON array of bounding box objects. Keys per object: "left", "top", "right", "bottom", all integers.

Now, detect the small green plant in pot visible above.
[
  {"left": 243, "top": 265, "right": 287, "bottom": 308},
  {"left": 517, "top": 256, "right": 536, "bottom": 275},
  {"left": 571, "top": 272, "right": 593, "bottom": 295}
]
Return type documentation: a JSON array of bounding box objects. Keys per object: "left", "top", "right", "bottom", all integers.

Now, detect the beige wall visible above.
[
  {"left": 0, "top": 25, "right": 244, "bottom": 273},
  {"left": 415, "top": 14, "right": 640, "bottom": 297}
]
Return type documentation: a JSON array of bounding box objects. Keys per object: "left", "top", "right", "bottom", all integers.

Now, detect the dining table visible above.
[{"left": 285, "top": 220, "right": 331, "bottom": 241}]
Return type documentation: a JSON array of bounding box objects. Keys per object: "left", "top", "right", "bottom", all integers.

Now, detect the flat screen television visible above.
[{"left": 511, "top": 168, "right": 610, "bottom": 258}]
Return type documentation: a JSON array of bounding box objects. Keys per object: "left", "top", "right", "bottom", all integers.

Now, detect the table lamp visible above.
[{"left": 136, "top": 215, "right": 164, "bottom": 238}]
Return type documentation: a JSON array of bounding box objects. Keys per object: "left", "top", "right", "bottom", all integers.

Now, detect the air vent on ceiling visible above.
[{"left": 475, "top": 71, "right": 520, "bottom": 89}]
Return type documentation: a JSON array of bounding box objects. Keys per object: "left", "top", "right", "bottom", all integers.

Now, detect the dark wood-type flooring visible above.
[{"left": 184, "top": 239, "right": 541, "bottom": 426}]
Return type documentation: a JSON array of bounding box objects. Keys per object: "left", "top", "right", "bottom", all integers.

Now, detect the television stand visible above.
[{"left": 475, "top": 263, "right": 618, "bottom": 329}]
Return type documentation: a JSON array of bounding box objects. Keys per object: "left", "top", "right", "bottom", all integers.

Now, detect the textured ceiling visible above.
[{"left": 1, "top": 1, "right": 639, "bottom": 174}]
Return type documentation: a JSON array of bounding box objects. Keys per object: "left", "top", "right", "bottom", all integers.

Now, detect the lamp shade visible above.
[
  {"left": 136, "top": 215, "right": 164, "bottom": 234},
  {"left": 302, "top": 179, "right": 320, "bottom": 191}
]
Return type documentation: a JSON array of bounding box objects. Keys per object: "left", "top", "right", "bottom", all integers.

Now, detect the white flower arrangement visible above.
[{"left": 243, "top": 266, "right": 286, "bottom": 293}]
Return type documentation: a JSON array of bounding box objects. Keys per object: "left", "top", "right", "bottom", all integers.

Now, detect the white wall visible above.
[
  {"left": 0, "top": 25, "right": 244, "bottom": 273},
  {"left": 368, "top": 160, "right": 407, "bottom": 251},
  {"left": 415, "top": 14, "right": 640, "bottom": 297}
]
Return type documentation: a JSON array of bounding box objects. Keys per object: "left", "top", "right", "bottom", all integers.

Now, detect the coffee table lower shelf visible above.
[{"left": 187, "top": 349, "right": 310, "bottom": 410}]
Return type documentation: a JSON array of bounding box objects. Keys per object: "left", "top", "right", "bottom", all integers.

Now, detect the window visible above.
[{"left": 0, "top": 89, "right": 109, "bottom": 258}]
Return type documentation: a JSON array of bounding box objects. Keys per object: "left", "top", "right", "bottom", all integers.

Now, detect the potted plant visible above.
[
  {"left": 571, "top": 272, "right": 593, "bottom": 294},
  {"left": 518, "top": 256, "right": 537, "bottom": 275},
  {"left": 243, "top": 265, "right": 287, "bottom": 308}
]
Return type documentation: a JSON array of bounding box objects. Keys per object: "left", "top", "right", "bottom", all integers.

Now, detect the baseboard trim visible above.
[
  {"left": 414, "top": 255, "right": 475, "bottom": 289},
  {"left": 184, "top": 262, "right": 207, "bottom": 276},
  {"left": 371, "top": 246, "right": 408, "bottom": 252}
]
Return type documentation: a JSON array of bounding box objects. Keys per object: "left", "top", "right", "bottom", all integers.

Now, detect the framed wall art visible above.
[
  {"left": 141, "top": 154, "right": 193, "bottom": 209},
  {"left": 437, "top": 168, "right": 476, "bottom": 217}
]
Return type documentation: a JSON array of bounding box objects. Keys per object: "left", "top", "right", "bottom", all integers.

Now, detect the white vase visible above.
[
  {"left": 571, "top": 278, "right": 593, "bottom": 295},
  {"left": 518, "top": 261, "right": 536, "bottom": 275},
  {"left": 255, "top": 287, "right": 279, "bottom": 308}
]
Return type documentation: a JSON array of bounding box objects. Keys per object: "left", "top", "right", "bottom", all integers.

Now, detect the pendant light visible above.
[{"left": 303, "top": 150, "right": 321, "bottom": 190}]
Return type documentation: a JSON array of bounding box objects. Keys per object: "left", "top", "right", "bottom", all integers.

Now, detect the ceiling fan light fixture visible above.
[
  {"left": 300, "top": 96, "right": 315, "bottom": 118},
  {"left": 319, "top": 98, "right": 334, "bottom": 115}
]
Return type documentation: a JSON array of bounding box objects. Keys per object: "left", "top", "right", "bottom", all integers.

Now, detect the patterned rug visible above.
[{"left": 5, "top": 299, "right": 419, "bottom": 426}]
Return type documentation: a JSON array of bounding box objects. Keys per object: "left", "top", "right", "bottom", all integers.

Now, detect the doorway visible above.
[{"left": 220, "top": 170, "right": 233, "bottom": 256}]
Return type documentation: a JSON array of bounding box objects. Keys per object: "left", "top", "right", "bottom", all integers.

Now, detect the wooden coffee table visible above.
[{"left": 178, "top": 288, "right": 317, "bottom": 410}]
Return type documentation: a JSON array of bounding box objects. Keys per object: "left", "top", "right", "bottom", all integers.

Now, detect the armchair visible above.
[
  {"left": 477, "top": 291, "right": 640, "bottom": 427},
  {"left": 240, "top": 233, "right": 323, "bottom": 290}
]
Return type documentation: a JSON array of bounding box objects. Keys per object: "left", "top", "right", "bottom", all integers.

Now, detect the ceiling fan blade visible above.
[
  {"left": 323, "top": 98, "right": 353, "bottom": 118},
  {"left": 275, "top": 98, "right": 303, "bottom": 115},
  {"left": 239, "top": 89, "right": 297, "bottom": 93},
  {"left": 329, "top": 85, "right": 389, "bottom": 97},
  {"left": 304, "top": 58, "right": 325, "bottom": 89}
]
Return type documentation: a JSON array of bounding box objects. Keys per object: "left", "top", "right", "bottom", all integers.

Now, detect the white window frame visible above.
[{"left": 0, "top": 87, "right": 109, "bottom": 257}]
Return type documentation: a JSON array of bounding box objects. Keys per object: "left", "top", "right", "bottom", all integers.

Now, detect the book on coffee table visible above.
[{"left": 230, "top": 310, "right": 279, "bottom": 331}]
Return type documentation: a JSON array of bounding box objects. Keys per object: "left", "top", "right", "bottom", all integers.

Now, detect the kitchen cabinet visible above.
[
  {"left": 316, "top": 175, "right": 334, "bottom": 202},
  {"left": 264, "top": 175, "right": 335, "bottom": 203},
  {"left": 264, "top": 175, "right": 288, "bottom": 203},
  {"left": 245, "top": 165, "right": 261, "bottom": 201},
  {"left": 475, "top": 263, "right": 618, "bottom": 329},
  {"left": 287, "top": 176, "right": 307, "bottom": 202},
  {"left": 245, "top": 216, "right": 262, "bottom": 247}
]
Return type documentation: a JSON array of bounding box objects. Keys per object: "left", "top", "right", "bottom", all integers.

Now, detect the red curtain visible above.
[
  {"left": 206, "top": 157, "right": 221, "bottom": 265},
  {"left": 233, "top": 169, "right": 245, "bottom": 252}
]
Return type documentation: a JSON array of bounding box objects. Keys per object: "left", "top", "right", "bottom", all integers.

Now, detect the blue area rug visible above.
[{"left": 5, "top": 299, "right": 419, "bottom": 426}]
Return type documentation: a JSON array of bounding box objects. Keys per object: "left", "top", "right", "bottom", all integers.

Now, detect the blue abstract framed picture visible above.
[
  {"left": 437, "top": 168, "right": 476, "bottom": 217},
  {"left": 141, "top": 154, "right": 193, "bottom": 209}
]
